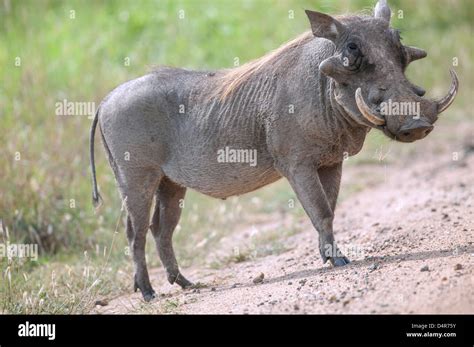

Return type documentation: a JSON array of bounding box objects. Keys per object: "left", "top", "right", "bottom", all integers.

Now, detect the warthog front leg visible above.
[
  {"left": 150, "top": 177, "right": 194, "bottom": 289},
  {"left": 318, "top": 163, "right": 342, "bottom": 214},
  {"left": 287, "top": 161, "right": 349, "bottom": 267}
]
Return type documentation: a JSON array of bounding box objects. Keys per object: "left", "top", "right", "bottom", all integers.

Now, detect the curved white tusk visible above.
[
  {"left": 437, "top": 69, "right": 459, "bottom": 114},
  {"left": 355, "top": 88, "right": 386, "bottom": 125}
]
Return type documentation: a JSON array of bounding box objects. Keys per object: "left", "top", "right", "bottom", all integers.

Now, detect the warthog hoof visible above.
[
  {"left": 134, "top": 279, "right": 157, "bottom": 302},
  {"left": 176, "top": 276, "right": 194, "bottom": 289},
  {"left": 319, "top": 239, "right": 350, "bottom": 267},
  {"left": 329, "top": 256, "right": 351, "bottom": 267},
  {"left": 168, "top": 272, "right": 194, "bottom": 289},
  {"left": 142, "top": 290, "right": 157, "bottom": 302}
]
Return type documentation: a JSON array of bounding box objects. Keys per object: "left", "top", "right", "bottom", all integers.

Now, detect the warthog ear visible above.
[
  {"left": 374, "top": 0, "right": 391, "bottom": 22},
  {"left": 305, "top": 10, "right": 345, "bottom": 42}
]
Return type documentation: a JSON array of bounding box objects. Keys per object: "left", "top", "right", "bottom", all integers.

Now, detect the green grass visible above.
[{"left": 0, "top": 0, "right": 472, "bottom": 313}]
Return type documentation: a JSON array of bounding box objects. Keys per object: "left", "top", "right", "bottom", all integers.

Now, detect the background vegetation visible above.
[{"left": 0, "top": 0, "right": 472, "bottom": 313}]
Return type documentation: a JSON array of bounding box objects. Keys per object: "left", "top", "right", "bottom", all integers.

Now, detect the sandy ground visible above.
[{"left": 96, "top": 125, "right": 474, "bottom": 314}]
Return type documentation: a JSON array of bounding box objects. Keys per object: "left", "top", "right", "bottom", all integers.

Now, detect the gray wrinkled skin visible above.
[{"left": 90, "top": 0, "right": 458, "bottom": 301}]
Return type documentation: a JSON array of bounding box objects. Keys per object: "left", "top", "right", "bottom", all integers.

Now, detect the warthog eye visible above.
[
  {"left": 348, "top": 42, "right": 358, "bottom": 51},
  {"left": 343, "top": 42, "right": 363, "bottom": 71}
]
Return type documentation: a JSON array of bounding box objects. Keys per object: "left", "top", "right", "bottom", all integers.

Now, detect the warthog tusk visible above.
[
  {"left": 355, "top": 88, "right": 386, "bottom": 126},
  {"left": 437, "top": 69, "right": 459, "bottom": 114}
]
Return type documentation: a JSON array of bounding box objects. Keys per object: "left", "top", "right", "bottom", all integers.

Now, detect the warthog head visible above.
[{"left": 306, "top": 0, "right": 458, "bottom": 143}]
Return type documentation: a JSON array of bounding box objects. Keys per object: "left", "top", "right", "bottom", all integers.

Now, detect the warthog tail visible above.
[{"left": 90, "top": 106, "right": 103, "bottom": 209}]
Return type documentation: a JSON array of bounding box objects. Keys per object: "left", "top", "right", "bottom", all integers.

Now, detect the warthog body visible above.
[{"left": 90, "top": 0, "right": 458, "bottom": 301}]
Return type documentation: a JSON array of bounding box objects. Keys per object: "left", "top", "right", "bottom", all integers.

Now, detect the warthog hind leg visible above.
[
  {"left": 122, "top": 170, "right": 161, "bottom": 302},
  {"left": 150, "top": 177, "right": 194, "bottom": 289}
]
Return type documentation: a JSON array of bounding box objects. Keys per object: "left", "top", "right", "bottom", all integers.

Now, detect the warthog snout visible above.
[{"left": 396, "top": 120, "right": 434, "bottom": 143}]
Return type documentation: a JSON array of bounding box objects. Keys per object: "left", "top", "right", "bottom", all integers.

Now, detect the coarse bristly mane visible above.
[
  {"left": 214, "top": 31, "right": 314, "bottom": 100},
  {"left": 213, "top": 12, "right": 374, "bottom": 101}
]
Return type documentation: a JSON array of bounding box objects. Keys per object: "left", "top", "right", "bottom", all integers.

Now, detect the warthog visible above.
[{"left": 90, "top": 0, "right": 458, "bottom": 301}]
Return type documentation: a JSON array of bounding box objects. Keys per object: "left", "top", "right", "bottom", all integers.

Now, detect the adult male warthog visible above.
[{"left": 90, "top": 0, "right": 458, "bottom": 301}]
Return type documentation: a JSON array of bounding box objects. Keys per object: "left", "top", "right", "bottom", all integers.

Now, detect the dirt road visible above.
[{"left": 97, "top": 124, "right": 474, "bottom": 314}]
